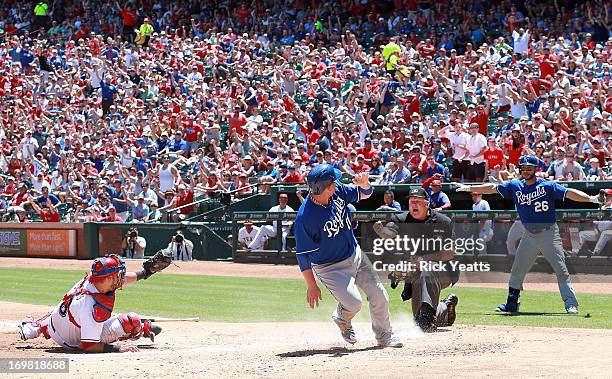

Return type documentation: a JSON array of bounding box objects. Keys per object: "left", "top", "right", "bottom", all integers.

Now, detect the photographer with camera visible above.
[
  {"left": 166, "top": 231, "right": 194, "bottom": 261},
  {"left": 121, "top": 228, "right": 147, "bottom": 259}
]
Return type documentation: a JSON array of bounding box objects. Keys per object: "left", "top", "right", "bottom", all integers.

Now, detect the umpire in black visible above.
[{"left": 374, "top": 187, "right": 459, "bottom": 332}]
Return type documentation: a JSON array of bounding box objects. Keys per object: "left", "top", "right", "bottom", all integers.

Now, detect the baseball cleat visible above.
[
  {"left": 332, "top": 315, "right": 357, "bottom": 344},
  {"left": 566, "top": 306, "right": 579, "bottom": 314},
  {"left": 417, "top": 318, "right": 437, "bottom": 333},
  {"left": 378, "top": 335, "right": 403, "bottom": 348},
  {"left": 444, "top": 294, "right": 459, "bottom": 326},
  {"left": 17, "top": 316, "right": 35, "bottom": 341},
  {"left": 17, "top": 324, "right": 26, "bottom": 341},
  {"left": 416, "top": 303, "right": 437, "bottom": 333},
  {"left": 495, "top": 301, "right": 520, "bottom": 312}
]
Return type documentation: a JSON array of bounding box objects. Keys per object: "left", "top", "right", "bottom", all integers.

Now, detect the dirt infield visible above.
[
  {"left": 1, "top": 301, "right": 611, "bottom": 378},
  {"left": 1, "top": 258, "right": 612, "bottom": 377},
  {"left": 1, "top": 257, "right": 611, "bottom": 294},
  {"left": 0, "top": 258, "right": 612, "bottom": 378}
]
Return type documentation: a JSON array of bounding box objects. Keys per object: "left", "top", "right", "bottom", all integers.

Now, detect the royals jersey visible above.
[
  {"left": 496, "top": 178, "right": 567, "bottom": 228},
  {"left": 295, "top": 182, "right": 359, "bottom": 272},
  {"left": 48, "top": 279, "right": 106, "bottom": 349}
]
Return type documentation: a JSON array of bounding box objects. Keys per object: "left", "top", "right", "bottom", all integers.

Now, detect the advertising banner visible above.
[{"left": 26, "top": 230, "right": 77, "bottom": 257}]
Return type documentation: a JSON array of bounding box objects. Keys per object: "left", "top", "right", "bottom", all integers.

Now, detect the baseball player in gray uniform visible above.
[
  {"left": 456, "top": 155, "right": 606, "bottom": 314},
  {"left": 506, "top": 219, "right": 525, "bottom": 256},
  {"left": 294, "top": 164, "right": 402, "bottom": 347}
]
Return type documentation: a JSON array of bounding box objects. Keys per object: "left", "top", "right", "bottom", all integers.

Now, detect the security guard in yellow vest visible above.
[
  {"left": 33, "top": 1, "right": 50, "bottom": 30},
  {"left": 139, "top": 17, "right": 154, "bottom": 47}
]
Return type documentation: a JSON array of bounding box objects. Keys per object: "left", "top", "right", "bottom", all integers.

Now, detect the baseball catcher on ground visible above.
[
  {"left": 18, "top": 249, "right": 172, "bottom": 353},
  {"left": 373, "top": 187, "right": 459, "bottom": 332}
]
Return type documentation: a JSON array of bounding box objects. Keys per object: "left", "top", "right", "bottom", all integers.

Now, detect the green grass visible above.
[{"left": 1, "top": 268, "right": 611, "bottom": 329}]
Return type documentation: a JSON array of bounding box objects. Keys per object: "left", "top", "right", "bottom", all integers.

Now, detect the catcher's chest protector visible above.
[{"left": 60, "top": 276, "right": 116, "bottom": 327}]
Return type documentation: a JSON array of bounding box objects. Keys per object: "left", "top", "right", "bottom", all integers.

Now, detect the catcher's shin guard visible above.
[{"left": 416, "top": 302, "right": 437, "bottom": 333}]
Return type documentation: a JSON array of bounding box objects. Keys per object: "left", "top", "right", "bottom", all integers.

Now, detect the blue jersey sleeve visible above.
[
  {"left": 296, "top": 252, "right": 312, "bottom": 272},
  {"left": 496, "top": 180, "right": 516, "bottom": 198},
  {"left": 336, "top": 182, "right": 360, "bottom": 203},
  {"left": 548, "top": 181, "right": 568, "bottom": 201},
  {"left": 294, "top": 213, "right": 319, "bottom": 272}
]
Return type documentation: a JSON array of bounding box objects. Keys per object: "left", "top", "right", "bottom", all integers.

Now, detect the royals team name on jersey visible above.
[
  {"left": 515, "top": 185, "right": 546, "bottom": 206},
  {"left": 496, "top": 178, "right": 567, "bottom": 227},
  {"left": 323, "top": 196, "right": 352, "bottom": 237},
  {"left": 294, "top": 183, "right": 359, "bottom": 272}
]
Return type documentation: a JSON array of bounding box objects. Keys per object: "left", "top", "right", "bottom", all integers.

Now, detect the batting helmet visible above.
[
  {"left": 306, "top": 164, "right": 342, "bottom": 195},
  {"left": 518, "top": 155, "right": 538, "bottom": 168},
  {"left": 90, "top": 254, "right": 126, "bottom": 282}
]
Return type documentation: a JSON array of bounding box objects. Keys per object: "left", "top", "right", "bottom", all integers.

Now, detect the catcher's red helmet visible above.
[{"left": 90, "top": 254, "right": 126, "bottom": 282}]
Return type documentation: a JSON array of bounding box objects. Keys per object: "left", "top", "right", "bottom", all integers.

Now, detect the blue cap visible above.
[
  {"left": 519, "top": 155, "right": 538, "bottom": 167},
  {"left": 306, "top": 164, "right": 342, "bottom": 195}
]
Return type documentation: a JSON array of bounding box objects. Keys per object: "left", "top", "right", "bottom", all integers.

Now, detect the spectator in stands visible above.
[
  {"left": 36, "top": 185, "right": 59, "bottom": 207},
  {"left": 389, "top": 158, "right": 412, "bottom": 184},
  {"left": 106, "top": 178, "right": 129, "bottom": 220},
  {"left": 30, "top": 197, "right": 60, "bottom": 222},
  {"left": 466, "top": 123, "right": 488, "bottom": 182},
  {"left": 420, "top": 154, "right": 446, "bottom": 182},
  {"left": 98, "top": 206, "right": 124, "bottom": 222},
  {"left": 125, "top": 192, "right": 150, "bottom": 222},
  {"left": 0, "top": 0, "right": 608, "bottom": 226},
  {"left": 447, "top": 122, "right": 470, "bottom": 182},
  {"left": 586, "top": 157, "right": 606, "bottom": 180},
  {"left": 282, "top": 164, "right": 304, "bottom": 184},
  {"left": 161, "top": 182, "right": 195, "bottom": 222},
  {"left": 145, "top": 202, "right": 162, "bottom": 223},
  {"left": 484, "top": 137, "right": 505, "bottom": 180},
  {"left": 377, "top": 190, "right": 402, "bottom": 211},
  {"left": 557, "top": 151, "right": 587, "bottom": 181}
]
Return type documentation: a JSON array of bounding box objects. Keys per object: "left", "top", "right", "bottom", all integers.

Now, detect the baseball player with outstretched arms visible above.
[
  {"left": 18, "top": 251, "right": 172, "bottom": 353},
  {"left": 455, "top": 155, "right": 606, "bottom": 314},
  {"left": 294, "top": 164, "right": 402, "bottom": 347}
]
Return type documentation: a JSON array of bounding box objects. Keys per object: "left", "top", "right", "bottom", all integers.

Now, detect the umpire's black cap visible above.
[{"left": 408, "top": 187, "right": 429, "bottom": 200}]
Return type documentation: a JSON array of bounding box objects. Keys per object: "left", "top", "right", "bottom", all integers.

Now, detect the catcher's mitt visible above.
[
  {"left": 373, "top": 221, "right": 400, "bottom": 239},
  {"left": 142, "top": 249, "right": 172, "bottom": 279}
]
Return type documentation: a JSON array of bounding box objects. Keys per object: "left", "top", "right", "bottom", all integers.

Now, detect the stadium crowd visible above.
[{"left": 0, "top": 0, "right": 610, "bottom": 222}]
